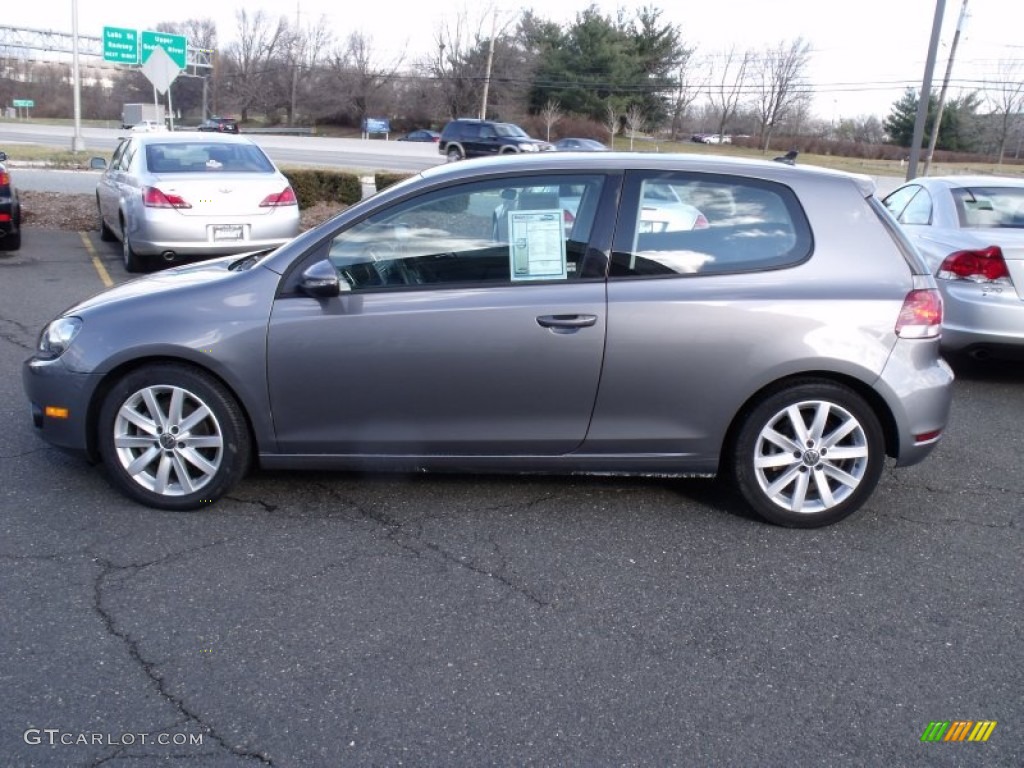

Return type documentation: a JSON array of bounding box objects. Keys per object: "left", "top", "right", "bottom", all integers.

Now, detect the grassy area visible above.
[{"left": 0, "top": 144, "right": 98, "bottom": 168}]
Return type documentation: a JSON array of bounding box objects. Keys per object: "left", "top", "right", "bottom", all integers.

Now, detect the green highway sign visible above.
[
  {"left": 12, "top": 99, "right": 35, "bottom": 108},
  {"left": 141, "top": 30, "right": 187, "bottom": 70},
  {"left": 103, "top": 26, "right": 138, "bottom": 64}
]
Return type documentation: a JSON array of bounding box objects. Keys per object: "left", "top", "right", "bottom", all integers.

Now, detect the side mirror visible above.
[
  {"left": 89, "top": 157, "right": 108, "bottom": 170},
  {"left": 299, "top": 260, "right": 348, "bottom": 298}
]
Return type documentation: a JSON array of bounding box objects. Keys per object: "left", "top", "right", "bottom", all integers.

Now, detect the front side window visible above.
[
  {"left": 611, "top": 172, "right": 811, "bottom": 277},
  {"left": 325, "top": 175, "right": 606, "bottom": 290}
]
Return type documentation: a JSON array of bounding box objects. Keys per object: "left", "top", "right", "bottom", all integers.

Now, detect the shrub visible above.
[
  {"left": 282, "top": 169, "right": 362, "bottom": 208},
  {"left": 375, "top": 172, "right": 414, "bottom": 191}
]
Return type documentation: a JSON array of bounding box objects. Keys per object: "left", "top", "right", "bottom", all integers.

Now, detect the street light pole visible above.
[{"left": 70, "top": 0, "right": 85, "bottom": 152}]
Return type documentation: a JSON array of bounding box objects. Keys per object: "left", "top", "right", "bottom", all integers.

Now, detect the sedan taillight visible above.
[
  {"left": 896, "top": 288, "right": 942, "bottom": 339},
  {"left": 259, "top": 187, "right": 298, "bottom": 207},
  {"left": 143, "top": 186, "right": 191, "bottom": 209},
  {"left": 937, "top": 245, "right": 1010, "bottom": 282},
  {"left": 0, "top": 171, "right": 9, "bottom": 185}
]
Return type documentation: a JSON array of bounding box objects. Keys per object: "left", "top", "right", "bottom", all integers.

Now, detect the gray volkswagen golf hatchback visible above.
[{"left": 24, "top": 153, "right": 953, "bottom": 527}]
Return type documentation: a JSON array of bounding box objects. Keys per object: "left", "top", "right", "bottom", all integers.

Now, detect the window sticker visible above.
[{"left": 508, "top": 209, "right": 567, "bottom": 281}]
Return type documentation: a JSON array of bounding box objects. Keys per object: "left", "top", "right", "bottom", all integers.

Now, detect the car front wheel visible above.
[
  {"left": 98, "top": 364, "right": 251, "bottom": 510},
  {"left": 729, "top": 380, "right": 884, "bottom": 528}
]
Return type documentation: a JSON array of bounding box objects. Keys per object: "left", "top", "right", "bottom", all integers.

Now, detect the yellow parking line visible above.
[{"left": 79, "top": 231, "right": 114, "bottom": 288}]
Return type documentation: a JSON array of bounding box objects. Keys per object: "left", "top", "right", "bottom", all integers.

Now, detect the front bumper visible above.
[{"left": 23, "top": 356, "right": 105, "bottom": 457}]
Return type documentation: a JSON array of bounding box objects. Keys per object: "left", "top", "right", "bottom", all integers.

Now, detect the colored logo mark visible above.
[{"left": 921, "top": 721, "right": 997, "bottom": 742}]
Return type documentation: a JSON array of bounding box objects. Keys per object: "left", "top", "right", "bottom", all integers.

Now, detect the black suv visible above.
[
  {"left": 439, "top": 119, "right": 552, "bottom": 162},
  {"left": 197, "top": 117, "right": 240, "bottom": 134},
  {"left": 0, "top": 150, "right": 21, "bottom": 252}
]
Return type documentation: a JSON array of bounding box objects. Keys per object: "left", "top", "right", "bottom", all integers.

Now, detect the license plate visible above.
[{"left": 212, "top": 225, "right": 244, "bottom": 242}]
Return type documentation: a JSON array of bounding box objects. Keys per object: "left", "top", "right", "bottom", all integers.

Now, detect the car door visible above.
[
  {"left": 266, "top": 173, "right": 614, "bottom": 456},
  {"left": 96, "top": 139, "right": 130, "bottom": 233}
]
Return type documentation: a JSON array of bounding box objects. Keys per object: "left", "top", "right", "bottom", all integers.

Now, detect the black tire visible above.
[
  {"left": 98, "top": 200, "right": 116, "bottom": 242},
  {"left": 121, "top": 222, "right": 144, "bottom": 273},
  {"left": 446, "top": 146, "right": 463, "bottom": 162},
  {"left": 729, "top": 380, "right": 884, "bottom": 528},
  {"left": 1, "top": 230, "right": 20, "bottom": 251},
  {"left": 97, "top": 364, "right": 251, "bottom": 511}
]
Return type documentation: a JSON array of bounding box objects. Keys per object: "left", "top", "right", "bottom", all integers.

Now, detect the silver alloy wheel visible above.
[
  {"left": 112, "top": 384, "right": 224, "bottom": 496},
  {"left": 752, "top": 399, "right": 870, "bottom": 514}
]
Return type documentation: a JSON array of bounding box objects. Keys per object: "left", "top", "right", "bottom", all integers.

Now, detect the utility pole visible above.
[
  {"left": 906, "top": 0, "right": 946, "bottom": 181},
  {"left": 923, "top": 0, "right": 968, "bottom": 176},
  {"left": 479, "top": 10, "right": 496, "bottom": 120}
]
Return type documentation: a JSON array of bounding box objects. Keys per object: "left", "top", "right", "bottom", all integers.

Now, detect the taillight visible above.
[
  {"left": 143, "top": 186, "right": 191, "bottom": 209},
  {"left": 0, "top": 172, "right": 9, "bottom": 185},
  {"left": 260, "top": 187, "right": 297, "bottom": 207},
  {"left": 0, "top": 213, "right": 10, "bottom": 222},
  {"left": 693, "top": 213, "right": 710, "bottom": 230},
  {"left": 896, "top": 288, "right": 942, "bottom": 339},
  {"left": 563, "top": 209, "right": 575, "bottom": 227},
  {"left": 937, "top": 245, "right": 1010, "bottom": 282}
]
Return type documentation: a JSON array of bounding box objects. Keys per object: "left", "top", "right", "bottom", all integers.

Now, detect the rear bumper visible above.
[
  {"left": 128, "top": 213, "right": 298, "bottom": 257},
  {"left": 939, "top": 279, "right": 1024, "bottom": 352},
  {"left": 876, "top": 338, "right": 955, "bottom": 467}
]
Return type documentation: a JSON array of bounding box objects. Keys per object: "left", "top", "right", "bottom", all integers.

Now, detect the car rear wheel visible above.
[
  {"left": 98, "top": 364, "right": 251, "bottom": 510},
  {"left": 729, "top": 380, "right": 884, "bottom": 528},
  {"left": 97, "top": 199, "right": 116, "bottom": 242},
  {"left": 446, "top": 147, "right": 463, "bottom": 162},
  {"left": 121, "top": 223, "right": 144, "bottom": 272}
]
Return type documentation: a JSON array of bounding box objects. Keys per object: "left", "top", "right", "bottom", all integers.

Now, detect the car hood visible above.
[{"left": 63, "top": 253, "right": 262, "bottom": 317}]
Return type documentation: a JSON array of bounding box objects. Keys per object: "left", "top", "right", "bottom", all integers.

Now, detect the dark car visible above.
[
  {"left": 398, "top": 130, "right": 440, "bottom": 143},
  {"left": 24, "top": 153, "right": 953, "bottom": 528},
  {"left": 553, "top": 138, "right": 607, "bottom": 152},
  {"left": 197, "top": 117, "right": 240, "bottom": 134},
  {"left": 0, "top": 150, "right": 22, "bottom": 251},
  {"left": 439, "top": 118, "right": 553, "bottom": 162}
]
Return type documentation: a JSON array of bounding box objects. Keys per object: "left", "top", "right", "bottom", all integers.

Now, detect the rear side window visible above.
[
  {"left": 882, "top": 184, "right": 931, "bottom": 225},
  {"left": 610, "top": 172, "right": 812, "bottom": 277}
]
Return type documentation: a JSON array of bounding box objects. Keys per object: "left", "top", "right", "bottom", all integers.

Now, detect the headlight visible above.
[{"left": 37, "top": 317, "right": 82, "bottom": 360}]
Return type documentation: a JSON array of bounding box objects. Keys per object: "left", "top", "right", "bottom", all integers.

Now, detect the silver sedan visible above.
[
  {"left": 95, "top": 132, "right": 300, "bottom": 272},
  {"left": 882, "top": 175, "right": 1024, "bottom": 359}
]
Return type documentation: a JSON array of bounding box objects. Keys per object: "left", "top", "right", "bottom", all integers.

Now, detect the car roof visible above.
[
  {"left": 909, "top": 175, "right": 1024, "bottom": 189},
  {"left": 417, "top": 151, "right": 876, "bottom": 196}
]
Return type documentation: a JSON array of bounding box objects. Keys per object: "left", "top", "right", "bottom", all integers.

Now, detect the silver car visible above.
[
  {"left": 26, "top": 153, "right": 953, "bottom": 527},
  {"left": 882, "top": 175, "right": 1024, "bottom": 359},
  {"left": 95, "top": 132, "right": 300, "bottom": 272}
]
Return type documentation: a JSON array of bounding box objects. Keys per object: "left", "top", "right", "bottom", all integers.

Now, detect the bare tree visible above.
[
  {"left": 625, "top": 104, "right": 646, "bottom": 150},
  {"left": 325, "top": 31, "right": 405, "bottom": 129},
  {"left": 753, "top": 37, "right": 812, "bottom": 152},
  {"left": 540, "top": 99, "right": 562, "bottom": 140},
  {"left": 221, "top": 9, "right": 289, "bottom": 121},
  {"left": 604, "top": 104, "right": 620, "bottom": 147},
  {"left": 707, "top": 47, "right": 753, "bottom": 141},
  {"left": 985, "top": 58, "right": 1024, "bottom": 165},
  {"left": 668, "top": 51, "right": 704, "bottom": 141}
]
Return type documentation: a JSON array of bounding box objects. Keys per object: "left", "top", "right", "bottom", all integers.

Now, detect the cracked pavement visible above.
[{"left": 1, "top": 230, "right": 1021, "bottom": 766}]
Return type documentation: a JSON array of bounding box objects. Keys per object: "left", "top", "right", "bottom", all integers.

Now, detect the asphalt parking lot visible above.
[{"left": 1, "top": 228, "right": 1021, "bottom": 766}]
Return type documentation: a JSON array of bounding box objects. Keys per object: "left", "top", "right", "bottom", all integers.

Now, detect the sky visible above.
[{"left": 4, "top": 0, "right": 1019, "bottom": 121}]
